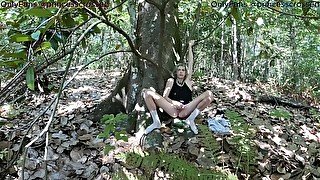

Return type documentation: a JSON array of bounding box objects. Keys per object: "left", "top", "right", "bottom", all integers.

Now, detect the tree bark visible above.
[
  {"left": 90, "top": 0, "right": 181, "bottom": 132},
  {"left": 126, "top": 0, "right": 180, "bottom": 112},
  {"left": 219, "top": 22, "right": 225, "bottom": 78},
  {"left": 231, "top": 16, "right": 239, "bottom": 80}
]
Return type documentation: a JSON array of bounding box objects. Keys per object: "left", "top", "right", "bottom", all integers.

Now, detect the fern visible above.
[
  {"left": 270, "top": 107, "right": 292, "bottom": 120},
  {"left": 225, "top": 110, "right": 257, "bottom": 175},
  {"left": 124, "top": 151, "right": 227, "bottom": 179},
  {"left": 310, "top": 108, "right": 320, "bottom": 123},
  {"left": 99, "top": 113, "right": 129, "bottom": 154},
  {"left": 197, "top": 124, "right": 221, "bottom": 164}
]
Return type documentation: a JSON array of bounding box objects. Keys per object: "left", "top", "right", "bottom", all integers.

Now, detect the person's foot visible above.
[
  {"left": 145, "top": 122, "right": 161, "bottom": 134},
  {"left": 186, "top": 119, "right": 198, "bottom": 134}
]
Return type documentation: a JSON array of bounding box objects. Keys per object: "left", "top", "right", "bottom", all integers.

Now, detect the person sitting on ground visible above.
[{"left": 142, "top": 40, "right": 213, "bottom": 135}]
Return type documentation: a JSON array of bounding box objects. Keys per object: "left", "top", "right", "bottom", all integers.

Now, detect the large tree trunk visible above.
[
  {"left": 126, "top": 0, "right": 180, "bottom": 111},
  {"left": 91, "top": 0, "right": 181, "bottom": 132}
]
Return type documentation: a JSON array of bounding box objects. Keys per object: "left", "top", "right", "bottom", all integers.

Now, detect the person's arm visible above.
[
  {"left": 186, "top": 40, "right": 195, "bottom": 80},
  {"left": 163, "top": 78, "right": 174, "bottom": 102}
]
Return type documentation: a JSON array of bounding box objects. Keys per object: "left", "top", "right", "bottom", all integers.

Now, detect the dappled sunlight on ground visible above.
[{"left": 1, "top": 71, "right": 320, "bottom": 179}]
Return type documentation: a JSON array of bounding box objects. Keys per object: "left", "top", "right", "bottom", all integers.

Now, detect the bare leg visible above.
[
  {"left": 142, "top": 88, "right": 178, "bottom": 134},
  {"left": 142, "top": 88, "right": 179, "bottom": 117},
  {"left": 178, "top": 90, "right": 213, "bottom": 134},
  {"left": 178, "top": 90, "right": 213, "bottom": 118}
]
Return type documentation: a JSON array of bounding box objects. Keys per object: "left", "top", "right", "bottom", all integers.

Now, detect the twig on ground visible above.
[{"left": 19, "top": 49, "right": 131, "bottom": 178}]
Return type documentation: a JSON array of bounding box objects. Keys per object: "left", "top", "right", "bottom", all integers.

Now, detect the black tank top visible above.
[{"left": 168, "top": 79, "right": 192, "bottom": 105}]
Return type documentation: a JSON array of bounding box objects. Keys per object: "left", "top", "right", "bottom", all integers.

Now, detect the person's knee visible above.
[
  {"left": 205, "top": 90, "right": 213, "bottom": 97},
  {"left": 169, "top": 112, "right": 178, "bottom": 118},
  {"left": 205, "top": 90, "right": 214, "bottom": 100},
  {"left": 178, "top": 112, "right": 188, "bottom": 118},
  {"left": 141, "top": 88, "right": 153, "bottom": 99},
  {"left": 141, "top": 88, "right": 148, "bottom": 99},
  {"left": 203, "top": 90, "right": 213, "bottom": 103},
  {"left": 204, "top": 97, "right": 211, "bottom": 104}
]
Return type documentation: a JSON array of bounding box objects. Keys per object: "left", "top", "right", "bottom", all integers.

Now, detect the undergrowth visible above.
[
  {"left": 270, "top": 107, "right": 292, "bottom": 120},
  {"left": 197, "top": 124, "right": 221, "bottom": 166},
  {"left": 98, "top": 113, "right": 129, "bottom": 154},
  {"left": 225, "top": 109, "right": 257, "bottom": 175},
  {"left": 310, "top": 108, "right": 320, "bottom": 123},
  {"left": 119, "top": 151, "right": 228, "bottom": 180}
]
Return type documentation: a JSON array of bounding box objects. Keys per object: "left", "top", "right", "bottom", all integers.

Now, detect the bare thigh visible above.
[
  {"left": 177, "top": 100, "right": 200, "bottom": 118},
  {"left": 144, "top": 90, "right": 179, "bottom": 117},
  {"left": 178, "top": 90, "right": 212, "bottom": 118}
]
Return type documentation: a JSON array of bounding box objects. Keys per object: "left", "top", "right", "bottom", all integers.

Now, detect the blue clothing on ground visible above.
[{"left": 207, "top": 117, "right": 231, "bottom": 135}]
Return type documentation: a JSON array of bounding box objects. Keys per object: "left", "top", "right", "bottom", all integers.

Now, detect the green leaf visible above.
[
  {"left": 31, "top": 30, "right": 41, "bottom": 41},
  {"left": 116, "top": 0, "right": 123, "bottom": 12},
  {"left": 115, "top": 131, "right": 128, "bottom": 141},
  {"left": 24, "top": 7, "right": 53, "bottom": 17},
  {"left": 35, "top": 41, "right": 51, "bottom": 52},
  {"left": 42, "top": 18, "right": 56, "bottom": 33},
  {"left": 49, "top": 38, "right": 59, "bottom": 50},
  {"left": 61, "top": 14, "right": 76, "bottom": 28},
  {"left": 104, "top": 144, "right": 115, "bottom": 154},
  {"left": 26, "top": 66, "right": 35, "bottom": 91},
  {"left": 93, "top": 26, "right": 101, "bottom": 33},
  {"left": 81, "top": 39, "right": 87, "bottom": 48},
  {"left": 10, "top": 34, "right": 32, "bottom": 42},
  {"left": 0, "top": 121, "right": 6, "bottom": 126},
  {"left": 226, "top": 17, "right": 232, "bottom": 26},
  {"left": 101, "top": 114, "right": 115, "bottom": 124},
  {"left": 3, "top": 51, "right": 27, "bottom": 59},
  {"left": 100, "top": 125, "right": 114, "bottom": 137},
  {"left": 231, "top": 7, "right": 240, "bottom": 22},
  {"left": 300, "top": 0, "right": 310, "bottom": 16},
  {"left": 0, "top": 60, "right": 25, "bottom": 68}
]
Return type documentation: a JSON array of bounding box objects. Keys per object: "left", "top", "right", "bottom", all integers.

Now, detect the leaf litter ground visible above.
[{"left": 0, "top": 70, "right": 319, "bottom": 179}]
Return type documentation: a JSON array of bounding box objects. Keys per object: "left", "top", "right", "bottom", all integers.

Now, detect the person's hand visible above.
[
  {"left": 172, "top": 101, "right": 184, "bottom": 110},
  {"left": 189, "top": 40, "right": 195, "bottom": 46}
]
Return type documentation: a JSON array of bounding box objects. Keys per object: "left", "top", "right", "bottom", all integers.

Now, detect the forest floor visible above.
[{"left": 0, "top": 69, "right": 320, "bottom": 180}]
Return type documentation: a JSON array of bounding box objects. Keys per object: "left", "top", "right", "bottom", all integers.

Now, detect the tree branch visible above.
[
  {"left": 1, "top": 49, "right": 131, "bottom": 177},
  {"left": 0, "top": 20, "right": 101, "bottom": 104},
  {"left": 266, "top": 6, "right": 319, "bottom": 19},
  {"left": 70, "top": 0, "right": 159, "bottom": 67},
  {"left": 22, "top": 50, "right": 74, "bottom": 180},
  {"left": 197, "top": 12, "right": 231, "bottom": 43},
  {"left": 106, "top": 0, "right": 128, "bottom": 13},
  {"left": 23, "top": 20, "right": 101, "bottom": 148}
]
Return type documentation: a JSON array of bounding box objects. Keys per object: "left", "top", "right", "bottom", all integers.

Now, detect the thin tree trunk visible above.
[
  {"left": 219, "top": 22, "right": 225, "bottom": 78},
  {"left": 237, "top": 32, "right": 242, "bottom": 81},
  {"left": 251, "top": 29, "right": 258, "bottom": 82},
  {"left": 263, "top": 60, "right": 269, "bottom": 82},
  {"left": 231, "top": 16, "right": 239, "bottom": 80},
  {"left": 289, "top": 22, "right": 297, "bottom": 91},
  {"left": 241, "top": 35, "right": 246, "bottom": 81}
]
